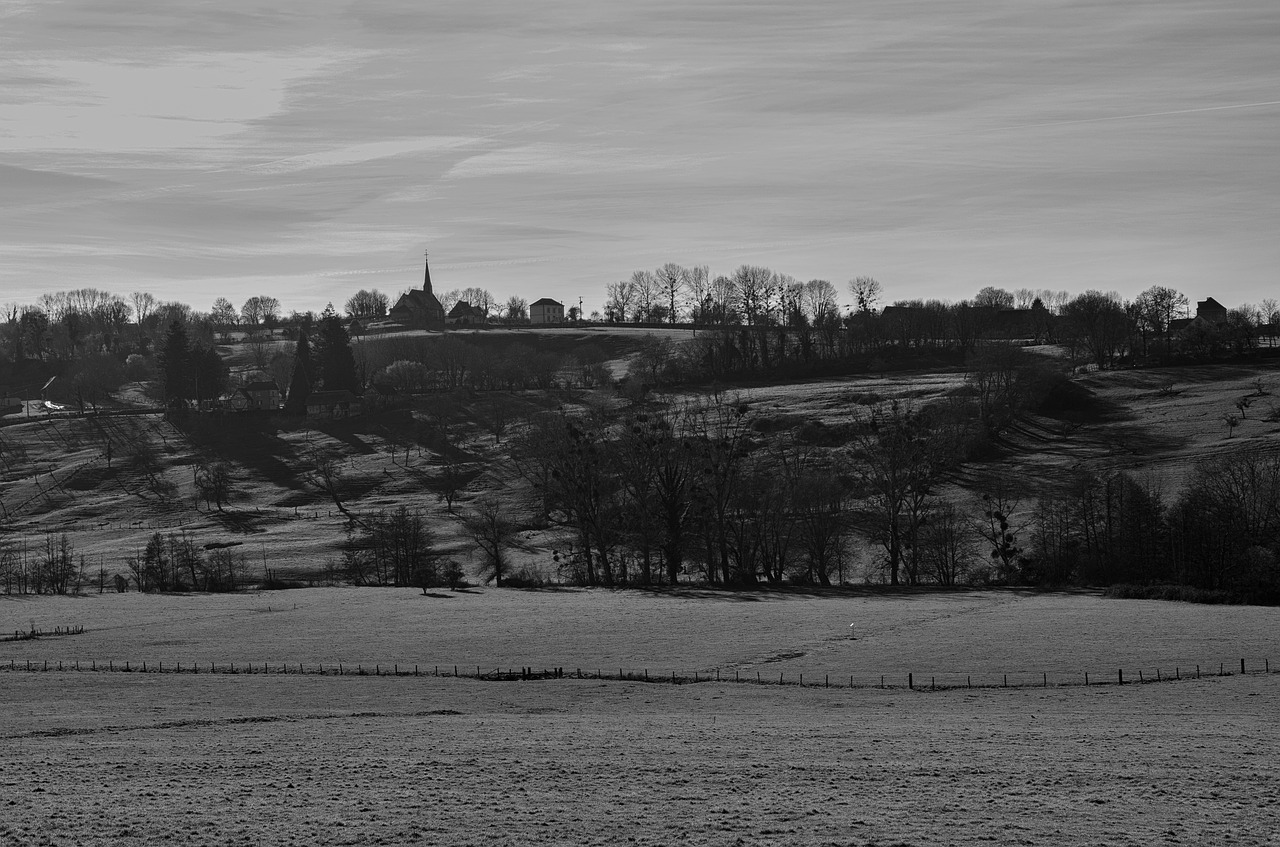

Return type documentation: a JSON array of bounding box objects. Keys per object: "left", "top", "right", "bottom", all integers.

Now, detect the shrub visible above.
[{"left": 502, "top": 568, "right": 547, "bottom": 589}]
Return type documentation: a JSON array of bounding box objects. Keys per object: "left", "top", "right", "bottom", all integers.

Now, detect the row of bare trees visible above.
[{"left": 510, "top": 393, "right": 982, "bottom": 587}]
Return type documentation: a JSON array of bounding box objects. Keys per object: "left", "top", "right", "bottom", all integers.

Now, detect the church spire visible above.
[{"left": 423, "top": 250, "right": 433, "bottom": 295}]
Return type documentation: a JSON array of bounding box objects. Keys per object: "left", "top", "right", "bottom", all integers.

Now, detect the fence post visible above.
[
  {"left": 1241, "top": 658, "right": 1246, "bottom": 674},
  {"left": 967, "top": 676, "right": 971, "bottom": 689},
  {"left": 1002, "top": 674, "right": 1007, "bottom": 688},
  {"left": 908, "top": 673, "right": 913, "bottom": 690},
  {"left": 1085, "top": 671, "right": 1089, "bottom": 686},
  {"left": 1118, "top": 669, "right": 1123, "bottom": 685},
  {"left": 1043, "top": 672, "right": 1047, "bottom": 688}
]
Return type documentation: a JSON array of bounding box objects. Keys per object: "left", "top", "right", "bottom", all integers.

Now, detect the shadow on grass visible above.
[{"left": 634, "top": 584, "right": 1100, "bottom": 602}]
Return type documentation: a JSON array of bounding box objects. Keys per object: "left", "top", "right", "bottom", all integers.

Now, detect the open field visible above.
[
  {"left": 1, "top": 588, "right": 1278, "bottom": 846},
  {"left": 3, "top": 589, "right": 1277, "bottom": 688}
]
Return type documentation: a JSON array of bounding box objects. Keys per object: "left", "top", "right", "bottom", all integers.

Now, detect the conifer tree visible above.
[
  {"left": 284, "top": 322, "right": 313, "bottom": 414},
  {"left": 314, "top": 304, "right": 358, "bottom": 392},
  {"left": 157, "top": 320, "right": 192, "bottom": 403}
]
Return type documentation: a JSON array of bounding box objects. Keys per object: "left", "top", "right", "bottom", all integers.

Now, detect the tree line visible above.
[{"left": 502, "top": 377, "right": 1279, "bottom": 602}]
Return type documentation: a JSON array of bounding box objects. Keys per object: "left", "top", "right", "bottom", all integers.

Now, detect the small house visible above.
[
  {"left": 447, "top": 301, "right": 487, "bottom": 326},
  {"left": 241, "top": 380, "right": 280, "bottom": 410},
  {"left": 305, "top": 389, "right": 362, "bottom": 419}
]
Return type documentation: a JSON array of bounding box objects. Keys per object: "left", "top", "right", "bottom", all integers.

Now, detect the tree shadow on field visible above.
[{"left": 638, "top": 584, "right": 1081, "bottom": 602}]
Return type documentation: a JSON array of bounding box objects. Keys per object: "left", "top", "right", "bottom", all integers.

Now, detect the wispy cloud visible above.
[
  {"left": 242, "top": 136, "right": 478, "bottom": 175},
  {"left": 443, "top": 143, "right": 700, "bottom": 180},
  {"left": 0, "top": 50, "right": 346, "bottom": 155}
]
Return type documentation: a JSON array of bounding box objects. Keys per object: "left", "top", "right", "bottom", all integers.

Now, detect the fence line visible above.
[{"left": 0, "top": 656, "right": 1273, "bottom": 691}]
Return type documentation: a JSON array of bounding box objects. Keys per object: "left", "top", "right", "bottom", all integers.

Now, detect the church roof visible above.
[{"left": 392, "top": 289, "right": 443, "bottom": 313}]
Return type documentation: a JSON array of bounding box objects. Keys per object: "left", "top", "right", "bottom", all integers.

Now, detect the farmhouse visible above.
[
  {"left": 447, "top": 301, "right": 487, "bottom": 326},
  {"left": 389, "top": 252, "right": 445, "bottom": 330},
  {"left": 241, "top": 380, "right": 280, "bottom": 410},
  {"left": 1169, "top": 297, "right": 1230, "bottom": 334},
  {"left": 529, "top": 298, "right": 565, "bottom": 325},
  {"left": 306, "top": 389, "right": 361, "bottom": 419}
]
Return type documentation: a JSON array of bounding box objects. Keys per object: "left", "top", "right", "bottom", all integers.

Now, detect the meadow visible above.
[{"left": 2, "top": 588, "right": 1278, "bottom": 846}]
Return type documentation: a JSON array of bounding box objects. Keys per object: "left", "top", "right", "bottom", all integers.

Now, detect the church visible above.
[{"left": 388, "top": 252, "right": 445, "bottom": 329}]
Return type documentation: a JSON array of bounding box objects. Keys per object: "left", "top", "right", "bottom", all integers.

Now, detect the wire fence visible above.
[{"left": 0, "top": 655, "right": 1273, "bottom": 691}]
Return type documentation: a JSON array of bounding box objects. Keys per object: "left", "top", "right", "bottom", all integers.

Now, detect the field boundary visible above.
[{"left": 1, "top": 656, "right": 1273, "bottom": 692}]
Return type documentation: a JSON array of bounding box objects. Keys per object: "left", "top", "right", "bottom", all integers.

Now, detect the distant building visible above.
[
  {"left": 1195, "top": 297, "right": 1228, "bottom": 325},
  {"left": 389, "top": 252, "right": 445, "bottom": 330},
  {"left": 305, "top": 389, "right": 361, "bottom": 419},
  {"left": 529, "top": 298, "right": 565, "bottom": 325},
  {"left": 446, "top": 301, "right": 487, "bottom": 326},
  {"left": 241, "top": 380, "right": 280, "bottom": 410},
  {"left": 1170, "top": 297, "right": 1230, "bottom": 334}
]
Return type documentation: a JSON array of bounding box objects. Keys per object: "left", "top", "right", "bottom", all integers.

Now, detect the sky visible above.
[{"left": 2, "top": 0, "right": 1278, "bottom": 316}]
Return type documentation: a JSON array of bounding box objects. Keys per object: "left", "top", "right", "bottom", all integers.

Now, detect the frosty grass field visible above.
[{"left": 2, "top": 588, "right": 1278, "bottom": 846}]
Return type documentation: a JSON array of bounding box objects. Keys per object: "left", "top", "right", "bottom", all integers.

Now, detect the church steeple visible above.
[{"left": 423, "top": 250, "right": 433, "bottom": 295}]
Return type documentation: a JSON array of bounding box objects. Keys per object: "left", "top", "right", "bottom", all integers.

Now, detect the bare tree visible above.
[
  {"left": 305, "top": 451, "right": 350, "bottom": 514},
  {"left": 730, "top": 265, "right": 777, "bottom": 327},
  {"left": 605, "top": 279, "right": 636, "bottom": 323},
  {"left": 973, "top": 287, "right": 1014, "bottom": 309},
  {"left": 463, "top": 497, "right": 520, "bottom": 586},
  {"left": 847, "top": 400, "right": 947, "bottom": 586},
  {"left": 655, "top": 263, "right": 688, "bottom": 324},
  {"left": 345, "top": 289, "right": 389, "bottom": 319},
  {"left": 849, "top": 277, "right": 882, "bottom": 314},
  {"left": 504, "top": 296, "right": 528, "bottom": 322},
  {"left": 195, "top": 461, "right": 234, "bottom": 510},
  {"left": 130, "top": 291, "right": 156, "bottom": 327}
]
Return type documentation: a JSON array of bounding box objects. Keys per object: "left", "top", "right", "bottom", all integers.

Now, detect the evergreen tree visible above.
[
  {"left": 191, "top": 343, "right": 229, "bottom": 403},
  {"left": 314, "top": 304, "right": 358, "bottom": 392},
  {"left": 283, "top": 322, "right": 313, "bottom": 414},
  {"left": 157, "top": 320, "right": 192, "bottom": 403}
]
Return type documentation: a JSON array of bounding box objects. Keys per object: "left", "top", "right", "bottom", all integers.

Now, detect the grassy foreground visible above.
[
  {"left": 2, "top": 670, "right": 1277, "bottom": 846},
  {"left": 3, "top": 588, "right": 1278, "bottom": 845}
]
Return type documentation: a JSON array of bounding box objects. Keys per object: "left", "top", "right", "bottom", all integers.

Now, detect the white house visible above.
[{"left": 529, "top": 298, "right": 565, "bottom": 325}]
